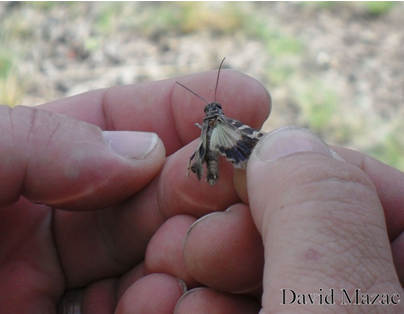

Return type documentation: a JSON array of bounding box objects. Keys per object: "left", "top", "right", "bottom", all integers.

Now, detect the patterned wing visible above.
[{"left": 210, "top": 116, "right": 265, "bottom": 169}]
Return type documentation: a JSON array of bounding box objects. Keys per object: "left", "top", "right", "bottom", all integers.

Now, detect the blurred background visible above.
[{"left": 1, "top": 2, "right": 403, "bottom": 170}]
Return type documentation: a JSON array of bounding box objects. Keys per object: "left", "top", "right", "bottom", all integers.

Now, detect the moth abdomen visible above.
[{"left": 206, "top": 150, "right": 219, "bottom": 185}]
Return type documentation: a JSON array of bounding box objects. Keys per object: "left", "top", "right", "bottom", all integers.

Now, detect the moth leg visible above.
[
  {"left": 191, "top": 162, "right": 203, "bottom": 181},
  {"left": 195, "top": 123, "right": 203, "bottom": 130},
  {"left": 188, "top": 150, "right": 203, "bottom": 181}
]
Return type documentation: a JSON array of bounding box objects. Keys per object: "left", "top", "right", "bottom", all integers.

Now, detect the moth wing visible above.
[
  {"left": 188, "top": 121, "right": 209, "bottom": 180},
  {"left": 210, "top": 117, "right": 265, "bottom": 169},
  {"left": 226, "top": 118, "right": 266, "bottom": 140}
]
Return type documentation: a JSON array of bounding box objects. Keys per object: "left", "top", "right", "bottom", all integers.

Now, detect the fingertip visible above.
[
  {"left": 243, "top": 127, "right": 403, "bottom": 313},
  {"left": 237, "top": 127, "right": 332, "bottom": 206},
  {"left": 144, "top": 215, "right": 199, "bottom": 288},
  {"left": 252, "top": 127, "right": 334, "bottom": 163},
  {"left": 115, "top": 273, "right": 185, "bottom": 314},
  {"left": 183, "top": 204, "right": 264, "bottom": 293},
  {"left": 174, "top": 288, "right": 260, "bottom": 314},
  {"left": 234, "top": 168, "right": 248, "bottom": 204},
  {"left": 0, "top": 107, "right": 166, "bottom": 210},
  {"left": 47, "top": 131, "right": 165, "bottom": 210}
]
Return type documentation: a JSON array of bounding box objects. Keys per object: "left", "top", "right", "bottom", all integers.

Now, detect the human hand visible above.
[
  {"left": 177, "top": 127, "right": 404, "bottom": 313},
  {"left": 0, "top": 70, "right": 270, "bottom": 312}
]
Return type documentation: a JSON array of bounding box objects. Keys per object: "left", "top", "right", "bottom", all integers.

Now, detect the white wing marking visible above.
[{"left": 210, "top": 122, "right": 243, "bottom": 151}]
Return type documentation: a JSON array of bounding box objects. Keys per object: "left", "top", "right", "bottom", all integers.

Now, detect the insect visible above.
[{"left": 176, "top": 58, "right": 266, "bottom": 185}]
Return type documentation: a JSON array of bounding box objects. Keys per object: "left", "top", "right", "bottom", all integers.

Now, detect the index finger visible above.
[
  {"left": 39, "top": 69, "right": 271, "bottom": 156},
  {"left": 50, "top": 70, "right": 271, "bottom": 286}
]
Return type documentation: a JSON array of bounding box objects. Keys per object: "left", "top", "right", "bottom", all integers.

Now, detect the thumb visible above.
[
  {"left": 0, "top": 105, "right": 165, "bottom": 210},
  {"left": 246, "top": 127, "right": 403, "bottom": 313}
]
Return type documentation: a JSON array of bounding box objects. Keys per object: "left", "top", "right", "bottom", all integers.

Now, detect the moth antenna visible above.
[
  {"left": 214, "top": 57, "right": 226, "bottom": 103},
  {"left": 176, "top": 81, "right": 209, "bottom": 105}
]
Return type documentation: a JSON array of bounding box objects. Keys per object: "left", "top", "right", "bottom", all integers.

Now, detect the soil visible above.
[{"left": 1, "top": 2, "right": 403, "bottom": 168}]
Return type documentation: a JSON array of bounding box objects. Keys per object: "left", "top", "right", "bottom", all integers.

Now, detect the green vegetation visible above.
[
  {"left": 0, "top": 50, "right": 13, "bottom": 79},
  {"left": 368, "top": 123, "right": 404, "bottom": 171},
  {"left": 296, "top": 79, "right": 339, "bottom": 134},
  {"left": 0, "top": 48, "right": 23, "bottom": 107},
  {"left": 302, "top": 1, "right": 396, "bottom": 16},
  {"left": 244, "top": 12, "right": 304, "bottom": 87},
  {"left": 137, "top": 2, "right": 248, "bottom": 36},
  {"left": 0, "top": 2, "right": 402, "bottom": 170},
  {"left": 93, "top": 2, "right": 126, "bottom": 34},
  {"left": 25, "top": 1, "right": 58, "bottom": 11},
  {"left": 178, "top": 2, "right": 246, "bottom": 34},
  {"left": 140, "top": 4, "right": 182, "bottom": 35},
  {"left": 0, "top": 73, "right": 23, "bottom": 107},
  {"left": 363, "top": 1, "right": 396, "bottom": 16}
]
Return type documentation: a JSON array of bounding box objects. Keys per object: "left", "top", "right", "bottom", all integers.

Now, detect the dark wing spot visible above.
[{"left": 218, "top": 135, "right": 259, "bottom": 165}]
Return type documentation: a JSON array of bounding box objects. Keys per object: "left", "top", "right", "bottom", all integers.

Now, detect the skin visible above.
[{"left": 0, "top": 69, "right": 403, "bottom": 314}]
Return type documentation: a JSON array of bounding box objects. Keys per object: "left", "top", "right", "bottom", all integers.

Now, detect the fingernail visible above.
[
  {"left": 185, "top": 212, "right": 218, "bottom": 238},
  {"left": 174, "top": 288, "right": 207, "bottom": 313},
  {"left": 103, "top": 131, "right": 158, "bottom": 159},
  {"left": 255, "top": 127, "right": 337, "bottom": 161},
  {"left": 177, "top": 278, "right": 188, "bottom": 294}
]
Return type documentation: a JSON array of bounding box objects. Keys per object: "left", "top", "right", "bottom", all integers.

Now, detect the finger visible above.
[
  {"left": 234, "top": 168, "right": 248, "bottom": 204},
  {"left": 144, "top": 215, "right": 199, "bottom": 288},
  {"left": 57, "top": 271, "right": 184, "bottom": 314},
  {"left": 42, "top": 69, "right": 270, "bottom": 214},
  {"left": 330, "top": 145, "right": 404, "bottom": 240},
  {"left": 247, "top": 127, "right": 403, "bottom": 312},
  {"left": 174, "top": 288, "right": 260, "bottom": 314},
  {"left": 115, "top": 273, "right": 185, "bottom": 314},
  {"left": 236, "top": 138, "right": 404, "bottom": 240},
  {"left": 155, "top": 141, "right": 243, "bottom": 217},
  {"left": 40, "top": 69, "right": 271, "bottom": 156},
  {"left": 106, "top": 70, "right": 270, "bottom": 217},
  {"left": 51, "top": 71, "right": 270, "bottom": 286},
  {"left": 76, "top": 280, "right": 116, "bottom": 314},
  {"left": 330, "top": 146, "right": 404, "bottom": 286},
  {"left": 236, "top": 132, "right": 404, "bottom": 286},
  {"left": 59, "top": 264, "right": 147, "bottom": 313},
  {"left": 0, "top": 105, "right": 165, "bottom": 210},
  {"left": 183, "top": 204, "right": 264, "bottom": 293},
  {"left": 52, "top": 115, "right": 261, "bottom": 288},
  {"left": 0, "top": 199, "right": 63, "bottom": 312}
]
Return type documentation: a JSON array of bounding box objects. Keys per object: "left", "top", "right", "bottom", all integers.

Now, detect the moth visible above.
[{"left": 176, "top": 58, "right": 266, "bottom": 185}]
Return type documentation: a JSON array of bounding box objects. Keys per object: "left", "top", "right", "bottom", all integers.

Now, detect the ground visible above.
[{"left": 0, "top": 2, "right": 403, "bottom": 170}]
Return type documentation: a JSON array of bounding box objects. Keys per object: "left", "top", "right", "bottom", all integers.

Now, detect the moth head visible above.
[{"left": 204, "top": 102, "right": 222, "bottom": 114}]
